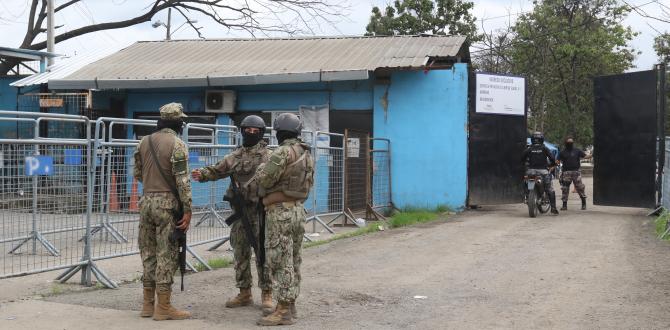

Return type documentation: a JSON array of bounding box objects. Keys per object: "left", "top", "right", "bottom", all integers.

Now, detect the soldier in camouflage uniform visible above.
[
  {"left": 133, "top": 103, "right": 192, "bottom": 321},
  {"left": 191, "top": 115, "right": 273, "bottom": 315},
  {"left": 255, "top": 113, "right": 314, "bottom": 326}
]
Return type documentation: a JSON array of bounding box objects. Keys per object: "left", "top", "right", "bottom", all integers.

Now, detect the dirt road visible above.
[{"left": 3, "top": 179, "right": 670, "bottom": 329}]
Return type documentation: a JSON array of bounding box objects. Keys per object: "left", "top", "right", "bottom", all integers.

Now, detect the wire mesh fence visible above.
[
  {"left": 370, "top": 138, "right": 392, "bottom": 212},
  {"left": 0, "top": 111, "right": 93, "bottom": 282},
  {"left": 306, "top": 131, "right": 345, "bottom": 233},
  {"left": 0, "top": 111, "right": 392, "bottom": 288},
  {"left": 344, "top": 129, "right": 370, "bottom": 216}
]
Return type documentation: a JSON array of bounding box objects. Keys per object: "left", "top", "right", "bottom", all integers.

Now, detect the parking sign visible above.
[{"left": 25, "top": 156, "right": 54, "bottom": 176}]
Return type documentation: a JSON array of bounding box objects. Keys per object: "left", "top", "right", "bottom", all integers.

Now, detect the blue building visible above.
[
  {"left": 49, "top": 36, "right": 471, "bottom": 210},
  {"left": 0, "top": 47, "right": 61, "bottom": 138}
]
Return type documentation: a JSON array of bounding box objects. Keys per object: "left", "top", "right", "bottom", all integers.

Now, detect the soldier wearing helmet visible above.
[
  {"left": 255, "top": 113, "right": 314, "bottom": 326},
  {"left": 191, "top": 115, "right": 274, "bottom": 315},
  {"left": 133, "top": 102, "right": 192, "bottom": 320},
  {"left": 522, "top": 131, "right": 559, "bottom": 215}
]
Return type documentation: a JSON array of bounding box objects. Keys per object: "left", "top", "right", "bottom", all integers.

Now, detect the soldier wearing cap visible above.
[
  {"left": 133, "top": 102, "right": 192, "bottom": 321},
  {"left": 191, "top": 115, "right": 274, "bottom": 315},
  {"left": 255, "top": 113, "right": 314, "bottom": 326}
]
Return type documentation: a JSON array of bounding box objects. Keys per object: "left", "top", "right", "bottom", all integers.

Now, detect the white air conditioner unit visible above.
[{"left": 205, "top": 90, "right": 236, "bottom": 113}]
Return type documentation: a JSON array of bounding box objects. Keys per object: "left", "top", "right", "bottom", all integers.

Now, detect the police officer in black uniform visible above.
[{"left": 522, "top": 131, "right": 559, "bottom": 215}]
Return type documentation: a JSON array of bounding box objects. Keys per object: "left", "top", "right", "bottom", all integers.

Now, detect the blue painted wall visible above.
[
  {"left": 113, "top": 81, "right": 373, "bottom": 211},
  {"left": 0, "top": 77, "right": 22, "bottom": 138},
  {"left": 373, "top": 64, "right": 469, "bottom": 210},
  {"left": 98, "top": 69, "right": 469, "bottom": 212}
]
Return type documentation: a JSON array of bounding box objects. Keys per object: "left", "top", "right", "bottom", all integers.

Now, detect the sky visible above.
[{"left": 0, "top": 0, "right": 667, "bottom": 70}]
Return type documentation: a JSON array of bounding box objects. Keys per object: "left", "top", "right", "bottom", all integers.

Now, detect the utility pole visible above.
[
  {"left": 166, "top": 8, "right": 172, "bottom": 41},
  {"left": 47, "top": 0, "right": 55, "bottom": 66}
]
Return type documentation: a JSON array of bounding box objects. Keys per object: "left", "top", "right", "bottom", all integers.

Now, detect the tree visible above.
[
  {"left": 0, "top": 0, "right": 345, "bottom": 75},
  {"left": 654, "top": 33, "right": 670, "bottom": 64},
  {"left": 364, "top": 0, "right": 481, "bottom": 42},
  {"left": 509, "top": 0, "right": 636, "bottom": 145}
]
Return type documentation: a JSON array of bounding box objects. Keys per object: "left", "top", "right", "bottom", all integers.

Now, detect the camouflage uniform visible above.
[
  {"left": 133, "top": 105, "right": 192, "bottom": 292},
  {"left": 196, "top": 141, "right": 272, "bottom": 290},
  {"left": 560, "top": 170, "right": 586, "bottom": 202},
  {"left": 256, "top": 138, "right": 314, "bottom": 303}
]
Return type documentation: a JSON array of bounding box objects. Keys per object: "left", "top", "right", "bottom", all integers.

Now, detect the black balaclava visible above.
[
  {"left": 276, "top": 130, "right": 298, "bottom": 145},
  {"left": 157, "top": 118, "right": 184, "bottom": 135},
  {"left": 242, "top": 129, "right": 264, "bottom": 147},
  {"left": 565, "top": 139, "right": 574, "bottom": 150}
]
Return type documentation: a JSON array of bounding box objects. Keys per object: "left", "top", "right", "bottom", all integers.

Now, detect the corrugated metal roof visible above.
[
  {"left": 11, "top": 46, "right": 125, "bottom": 87},
  {"left": 49, "top": 35, "right": 467, "bottom": 90}
]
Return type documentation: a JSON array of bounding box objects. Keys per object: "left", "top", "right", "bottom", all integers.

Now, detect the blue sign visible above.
[
  {"left": 25, "top": 156, "right": 54, "bottom": 176},
  {"left": 64, "top": 149, "right": 82, "bottom": 165}
]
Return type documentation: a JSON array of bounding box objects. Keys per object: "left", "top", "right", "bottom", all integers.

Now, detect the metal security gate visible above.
[
  {"left": 468, "top": 73, "right": 527, "bottom": 205},
  {"left": 593, "top": 69, "right": 661, "bottom": 208},
  {"left": 344, "top": 129, "right": 370, "bottom": 213}
]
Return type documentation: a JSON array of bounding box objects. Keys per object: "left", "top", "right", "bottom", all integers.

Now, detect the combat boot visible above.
[
  {"left": 257, "top": 301, "right": 294, "bottom": 326},
  {"left": 153, "top": 288, "right": 191, "bottom": 321},
  {"left": 261, "top": 289, "right": 274, "bottom": 316},
  {"left": 560, "top": 201, "right": 567, "bottom": 211},
  {"left": 140, "top": 287, "right": 155, "bottom": 317},
  {"left": 226, "top": 287, "right": 253, "bottom": 308},
  {"left": 581, "top": 197, "right": 587, "bottom": 210}
]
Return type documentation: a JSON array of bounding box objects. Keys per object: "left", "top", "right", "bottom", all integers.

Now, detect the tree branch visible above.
[
  {"left": 29, "top": 1, "right": 169, "bottom": 50},
  {"left": 55, "top": 0, "right": 80, "bottom": 13}
]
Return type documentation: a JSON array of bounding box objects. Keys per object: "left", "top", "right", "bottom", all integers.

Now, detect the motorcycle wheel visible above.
[
  {"left": 538, "top": 192, "right": 551, "bottom": 214},
  {"left": 528, "top": 189, "right": 538, "bottom": 218}
]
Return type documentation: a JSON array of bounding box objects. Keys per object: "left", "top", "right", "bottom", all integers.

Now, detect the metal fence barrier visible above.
[
  {"left": 0, "top": 111, "right": 391, "bottom": 288},
  {"left": 307, "top": 131, "right": 345, "bottom": 233},
  {"left": 370, "top": 138, "right": 392, "bottom": 212}
]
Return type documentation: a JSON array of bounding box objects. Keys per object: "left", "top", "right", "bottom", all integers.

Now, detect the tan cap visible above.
[{"left": 159, "top": 102, "right": 188, "bottom": 120}]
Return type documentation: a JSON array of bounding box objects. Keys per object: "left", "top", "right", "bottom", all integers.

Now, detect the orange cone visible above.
[
  {"left": 129, "top": 178, "right": 139, "bottom": 211},
  {"left": 109, "top": 173, "right": 119, "bottom": 212}
]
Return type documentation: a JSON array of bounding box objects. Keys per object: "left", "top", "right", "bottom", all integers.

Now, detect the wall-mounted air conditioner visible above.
[{"left": 205, "top": 90, "right": 236, "bottom": 113}]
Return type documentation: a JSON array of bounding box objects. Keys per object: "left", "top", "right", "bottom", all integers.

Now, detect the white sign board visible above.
[
  {"left": 347, "top": 138, "right": 360, "bottom": 158},
  {"left": 476, "top": 73, "right": 525, "bottom": 116}
]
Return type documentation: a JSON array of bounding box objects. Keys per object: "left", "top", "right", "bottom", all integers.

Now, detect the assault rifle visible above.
[{"left": 224, "top": 177, "right": 265, "bottom": 269}]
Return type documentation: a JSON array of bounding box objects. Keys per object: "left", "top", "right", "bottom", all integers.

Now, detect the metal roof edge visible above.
[
  {"left": 135, "top": 34, "right": 467, "bottom": 44},
  {"left": 50, "top": 70, "right": 376, "bottom": 90}
]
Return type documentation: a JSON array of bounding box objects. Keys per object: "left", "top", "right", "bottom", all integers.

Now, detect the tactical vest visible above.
[
  {"left": 139, "top": 131, "right": 176, "bottom": 193},
  {"left": 527, "top": 144, "right": 550, "bottom": 169},
  {"left": 228, "top": 144, "right": 269, "bottom": 202},
  {"left": 265, "top": 142, "right": 314, "bottom": 199}
]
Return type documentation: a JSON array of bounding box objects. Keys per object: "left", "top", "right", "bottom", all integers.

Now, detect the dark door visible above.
[
  {"left": 468, "top": 74, "right": 527, "bottom": 205},
  {"left": 330, "top": 111, "right": 373, "bottom": 212},
  {"left": 593, "top": 70, "right": 658, "bottom": 208}
]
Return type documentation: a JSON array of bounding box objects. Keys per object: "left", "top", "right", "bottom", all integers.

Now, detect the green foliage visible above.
[
  {"left": 365, "top": 0, "right": 481, "bottom": 43},
  {"left": 654, "top": 33, "right": 670, "bottom": 64},
  {"left": 304, "top": 223, "right": 383, "bottom": 248},
  {"left": 509, "top": 0, "right": 636, "bottom": 145},
  {"left": 388, "top": 210, "right": 438, "bottom": 228},
  {"left": 655, "top": 210, "right": 670, "bottom": 240},
  {"left": 194, "top": 257, "right": 232, "bottom": 271}
]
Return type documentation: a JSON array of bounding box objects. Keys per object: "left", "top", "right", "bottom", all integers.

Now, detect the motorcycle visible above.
[{"left": 524, "top": 173, "right": 551, "bottom": 218}]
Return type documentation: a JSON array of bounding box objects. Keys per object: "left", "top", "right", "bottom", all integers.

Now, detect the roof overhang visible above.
[
  {"left": 49, "top": 69, "right": 370, "bottom": 89},
  {"left": 0, "top": 47, "right": 61, "bottom": 61}
]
